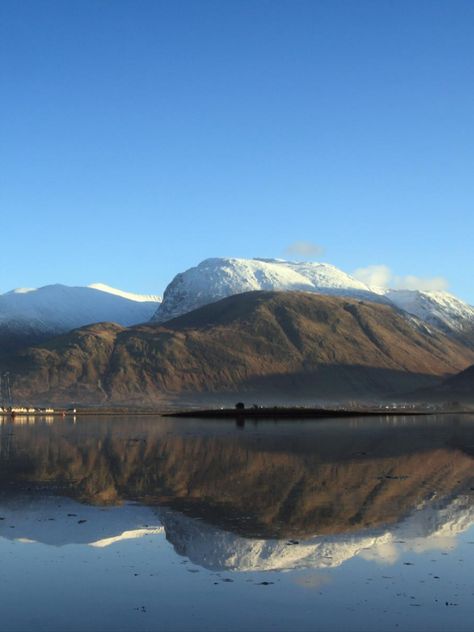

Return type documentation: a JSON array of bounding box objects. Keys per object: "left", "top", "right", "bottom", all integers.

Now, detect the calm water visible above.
[{"left": 0, "top": 414, "right": 473, "bottom": 631}]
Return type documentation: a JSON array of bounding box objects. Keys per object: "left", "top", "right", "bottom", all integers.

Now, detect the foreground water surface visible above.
[{"left": 0, "top": 414, "right": 473, "bottom": 631}]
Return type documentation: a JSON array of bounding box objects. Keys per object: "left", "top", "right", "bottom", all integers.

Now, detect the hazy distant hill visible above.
[
  {"left": 0, "top": 283, "right": 161, "bottom": 352},
  {"left": 4, "top": 291, "right": 474, "bottom": 406}
]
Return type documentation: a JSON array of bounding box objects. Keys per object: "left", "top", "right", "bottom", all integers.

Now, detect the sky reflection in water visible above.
[{"left": 0, "top": 414, "right": 473, "bottom": 631}]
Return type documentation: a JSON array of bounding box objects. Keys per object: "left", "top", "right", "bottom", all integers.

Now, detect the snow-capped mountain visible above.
[
  {"left": 158, "top": 494, "right": 474, "bottom": 572},
  {"left": 0, "top": 283, "right": 161, "bottom": 342},
  {"left": 152, "top": 257, "right": 385, "bottom": 322},
  {"left": 3, "top": 259, "right": 473, "bottom": 350},
  {"left": 2, "top": 493, "right": 472, "bottom": 572},
  {"left": 382, "top": 289, "right": 474, "bottom": 336},
  {"left": 151, "top": 258, "right": 474, "bottom": 343},
  {"left": 0, "top": 495, "right": 163, "bottom": 547}
]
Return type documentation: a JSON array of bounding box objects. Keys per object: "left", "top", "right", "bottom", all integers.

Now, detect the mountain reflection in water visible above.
[{"left": 0, "top": 415, "right": 473, "bottom": 573}]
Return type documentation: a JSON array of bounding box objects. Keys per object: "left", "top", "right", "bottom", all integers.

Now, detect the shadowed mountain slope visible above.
[
  {"left": 4, "top": 291, "right": 474, "bottom": 405},
  {"left": 417, "top": 364, "right": 474, "bottom": 404},
  {"left": 443, "top": 364, "right": 474, "bottom": 391}
]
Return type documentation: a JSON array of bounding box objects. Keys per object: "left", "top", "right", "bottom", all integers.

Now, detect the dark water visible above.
[{"left": 0, "top": 414, "right": 473, "bottom": 631}]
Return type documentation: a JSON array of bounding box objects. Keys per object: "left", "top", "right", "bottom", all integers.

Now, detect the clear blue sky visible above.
[{"left": 1, "top": 0, "right": 473, "bottom": 301}]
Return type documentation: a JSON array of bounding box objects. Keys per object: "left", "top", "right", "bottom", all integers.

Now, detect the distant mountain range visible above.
[
  {"left": 1, "top": 258, "right": 473, "bottom": 405},
  {"left": 0, "top": 283, "right": 161, "bottom": 351},
  {"left": 2, "top": 258, "right": 473, "bottom": 349},
  {"left": 5, "top": 291, "right": 474, "bottom": 406}
]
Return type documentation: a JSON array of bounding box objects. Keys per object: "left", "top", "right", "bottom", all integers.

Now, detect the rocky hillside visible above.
[{"left": 3, "top": 291, "right": 474, "bottom": 406}]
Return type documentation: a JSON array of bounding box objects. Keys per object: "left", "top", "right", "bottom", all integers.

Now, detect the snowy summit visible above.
[
  {"left": 151, "top": 257, "right": 474, "bottom": 342},
  {"left": 152, "top": 257, "right": 384, "bottom": 322},
  {"left": 0, "top": 283, "right": 161, "bottom": 337}
]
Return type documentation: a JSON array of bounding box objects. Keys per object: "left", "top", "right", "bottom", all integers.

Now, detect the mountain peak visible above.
[
  {"left": 153, "top": 257, "right": 379, "bottom": 323},
  {"left": 0, "top": 283, "right": 161, "bottom": 351},
  {"left": 150, "top": 258, "right": 474, "bottom": 347}
]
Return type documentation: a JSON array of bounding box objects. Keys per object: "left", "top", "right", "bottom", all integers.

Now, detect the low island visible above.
[{"left": 163, "top": 403, "right": 434, "bottom": 419}]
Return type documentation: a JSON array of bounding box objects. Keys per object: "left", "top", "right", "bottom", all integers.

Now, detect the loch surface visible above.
[{"left": 0, "top": 414, "right": 473, "bottom": 631}]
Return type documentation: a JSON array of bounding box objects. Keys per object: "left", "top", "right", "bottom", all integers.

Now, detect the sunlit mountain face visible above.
[
  {"left": 0, "top": 415, "right": 473, "bottom": 572},
  {"left": 6, "top": 291, "right": 474, "bottom": 406}
]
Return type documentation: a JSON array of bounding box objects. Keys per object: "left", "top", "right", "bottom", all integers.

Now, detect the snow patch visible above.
[
  {"left": 0, "top": 283, "right": 161, "bottom": 336},
  {"left": 88, "top": 283, "right": 161, "bottom": 303},
  {"left": 160, "top": 494, "right": 474, "bottom": 572},
  {"left": 383, "top": 289, "right": 474, "bottom": 334},
  {"left": 152, "top": 257, "right": 474, "bottom": 337},
  {"left": 152, "top": 257, "right": 384, "bottom": 322}
]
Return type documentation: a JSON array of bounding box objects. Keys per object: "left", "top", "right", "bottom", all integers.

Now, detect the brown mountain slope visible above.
[{"left": 4, "top": 291, "right": 474, "bottom": 405}]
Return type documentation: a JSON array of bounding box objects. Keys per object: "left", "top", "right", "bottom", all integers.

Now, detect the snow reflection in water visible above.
[{"left": 0, "top": 414, "right": 473, "bottom": 631}]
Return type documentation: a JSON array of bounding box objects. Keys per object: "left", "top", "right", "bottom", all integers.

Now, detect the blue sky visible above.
[{"left": 1, "top": 0, "right": 473, "bottom": 301}]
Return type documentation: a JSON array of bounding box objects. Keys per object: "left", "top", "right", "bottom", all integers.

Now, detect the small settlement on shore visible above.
[{"left": 0, "top": 407, "right": 77, "bottom": 418}]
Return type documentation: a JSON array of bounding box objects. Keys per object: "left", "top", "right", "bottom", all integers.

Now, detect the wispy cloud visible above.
[
  {"left": 395, "top": 275, "right": 448, "bottom": 291},
  {"left": 283, "top": 241, "right": 325, "bottom": 259},
  {"left": 353, "top": 265, "right": 449, "bottom": 292},
  {"left": 352, "top": 265, "right": 392, "bottom": 288}
]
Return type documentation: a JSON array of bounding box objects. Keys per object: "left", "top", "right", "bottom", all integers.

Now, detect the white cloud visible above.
[
  {"left": 283, "top": 241, "right": 325, "bottom": 259},
  {"left": 358, "top": 536, "right": 458, "bottom": 566},
  {"left": 352, "top": 265, "right": 392, "bottom": 288},
  {"left": 353, "top": 265, "right": 449, "bottom": 292},
  {"left": 393, "top": 275, "right": 448, "bottom": 292}
]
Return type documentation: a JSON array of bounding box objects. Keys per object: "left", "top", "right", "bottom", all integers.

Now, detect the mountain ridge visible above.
[
  {"left": 0, "top": 283, "right": 161, "bottom": 352},
  {"left": 5, "top": 291, "right": 474, "bottom": 406},
  {"left": 152, "top": 257, "right": 387, "bottom": 323},
  {"left": 152, "top": 258, "right": 474, "bottom": 349},
  {"left": 2, "top": 259, "right": 473, "bottom": 353}
]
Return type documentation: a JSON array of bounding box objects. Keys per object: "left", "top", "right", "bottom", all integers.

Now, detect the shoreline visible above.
[
  {"left": 163, "top": 406, "right": 435, "bottom": 419},
  {"left": 1, "top": 405, "right": 471, "bottom": 420}
]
